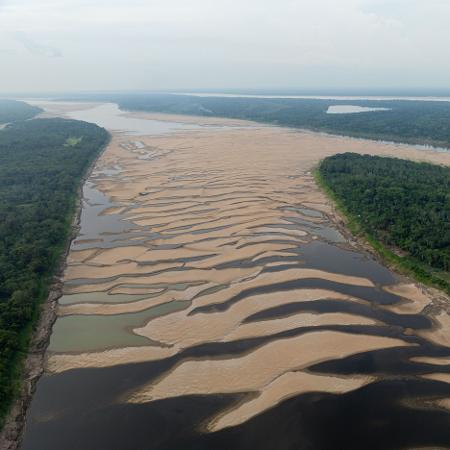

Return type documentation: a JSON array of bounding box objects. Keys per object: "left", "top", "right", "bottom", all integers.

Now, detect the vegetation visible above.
[
  {"left": 0, "top": 118, "right": 109, "bottom": 425},
  {"left": 317, "top": 153, "right": 450, "bottom": 294},
  {"left": 66, "top": 93, "right": 450, "bottom": 149},
  {"left": 0, "top": 100, "right": 42, "bottom": 124},
  {"left": 64, "top": 136, "right": 83, "bottom": 147}
]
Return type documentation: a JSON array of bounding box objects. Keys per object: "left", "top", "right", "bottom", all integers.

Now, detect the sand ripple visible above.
[{"left": 48, "top": 123, "right": 449, "bottom": 432}]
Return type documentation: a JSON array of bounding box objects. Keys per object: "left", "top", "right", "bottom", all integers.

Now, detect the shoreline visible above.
[
  {"left": 0, "top": 133, "right": 111, "bottom": 450},
  {"left": 313, "top": 167, "right": 449, "bottom": 329}
]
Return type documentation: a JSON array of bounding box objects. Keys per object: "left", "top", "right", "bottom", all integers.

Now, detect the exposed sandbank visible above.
[
  {"left": 127, "top": 331, "right": 409, "bottom": 403},
  {"left": 35, "top": 107, "right": 449, "bottom": 438}
]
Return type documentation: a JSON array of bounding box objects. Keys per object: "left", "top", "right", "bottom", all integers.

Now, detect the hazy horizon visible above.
[
  {"left": 1, "top": 0, "right": 450, "bottom": 93},
  {"left": 5, "top": 87, "right": 450, "bottom": 98}
]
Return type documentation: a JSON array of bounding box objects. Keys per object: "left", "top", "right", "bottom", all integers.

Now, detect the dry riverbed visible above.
[{"left": 16, "top": 105, "right": 450, "bottom": 450}]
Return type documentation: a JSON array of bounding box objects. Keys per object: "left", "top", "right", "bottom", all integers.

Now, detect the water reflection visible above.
[{"left": 67, "top": 103, "right": 203, "bottom": 135}]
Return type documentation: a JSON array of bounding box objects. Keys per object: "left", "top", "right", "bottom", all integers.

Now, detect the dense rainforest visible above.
[
  {"left": 0, "top": 100, "right": 42, "bottom": 124},
  {"left": 0, "top": 116, "right": 109, "bottom": 424},
  {"left": 64, "top": 93, "right": 450, "bottom": 149},
  {"left": 318, "top": 153, "right": 450, "bottom": 292}
]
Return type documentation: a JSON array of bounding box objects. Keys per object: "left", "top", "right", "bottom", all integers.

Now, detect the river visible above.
[{"left": 20, "top": 102, "right": 450, "bottom": 450}]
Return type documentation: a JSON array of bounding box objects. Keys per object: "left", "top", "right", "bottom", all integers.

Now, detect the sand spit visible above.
[
  {"left": 67, "top": 248, "right": 100, "bottom": 264},
  {"left": 419, "top": 311, "right": 450, "bottom": 347},
  {"left": 46, "top": 345, "right": 178, "bottom": 373},
  {"left": 382, "top": 283, "right": 432, "bottom": 314},
  {"left": 58, "top": 282, "right": 214, "bottom": 316},
  {"left": 63, "top": 266, "right": 263, "bottom": 294},
  {"left": 127, "top": 331, "right": 409, "bottom": 403},
  {"left": 221, "top": 313, "right": 377, "bottom": 342},
  {"left": 124, "top": 110, "right": 258, "bottom": 127},
  {"left": 134, "top": 287, "right": 371, "bottom": 348},
  {"left": 411, "top": 356, "right": 450, "bottom": 366},
  {"left": 65, "top": 260, "right": 185, "bottom": 280},
  {"left": 208, "top": 372, "right": 372, "bottom": 431},
  {"left": 29, "top": 100, "right": 101, "bottom": 118},
  {"left": 421, "top": 373, "right": 450, "bottom": 385},
  {"left": 48, "top": 288, "right": 369, "bottom": 373}
]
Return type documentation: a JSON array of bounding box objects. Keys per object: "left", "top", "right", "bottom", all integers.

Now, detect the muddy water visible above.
[{"left": 21, "top": 103, "right": 450, "bottom": 450}]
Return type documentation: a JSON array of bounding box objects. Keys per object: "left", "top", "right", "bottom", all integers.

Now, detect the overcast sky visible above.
[{"left": 1, "top": 0, "right": 450, "bottom": 93}]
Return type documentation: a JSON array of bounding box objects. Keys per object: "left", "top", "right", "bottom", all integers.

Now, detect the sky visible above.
[{"left": 1, "top": 0, "right": 450, "bottom": 93}]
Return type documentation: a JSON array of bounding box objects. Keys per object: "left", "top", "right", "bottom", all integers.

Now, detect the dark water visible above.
[
  {"left": 217, "top": 240, "right": 396, "bottom": 285},
  {"left": 244, "top": 299, "right": 431, "bottom": 329},
  {"left": 21, "top": 334, "right": 450, "bottom": 450},
  {"left": 22, "top": 380, "right": 450, "bottom": 450},
  {"left": 190, "top": 278, "right": 405, "bottom": 315}
]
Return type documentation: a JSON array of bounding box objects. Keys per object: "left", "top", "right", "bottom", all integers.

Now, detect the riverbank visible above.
[
  {"left": 315, "top": 164, "right": 450, "bottom": 297},
  {"left": 0, "top": 127, "right": 110, "bottom": 450}
]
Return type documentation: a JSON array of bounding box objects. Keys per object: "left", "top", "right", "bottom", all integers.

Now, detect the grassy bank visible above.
[{"left": 315, "top": 154, "right": 450, "bottom": 296}]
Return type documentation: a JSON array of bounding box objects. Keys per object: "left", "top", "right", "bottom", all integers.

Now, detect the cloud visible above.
[
  {"left": 14, "top": 32, "right": 62, "bottom": 57},
  {"left": 0, "top": 0, "right": 449, "bottom": 92}
]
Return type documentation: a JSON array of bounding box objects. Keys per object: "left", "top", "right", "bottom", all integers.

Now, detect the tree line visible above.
[
  {"left": 0, "top": 100, "right": 42, "bottom": 124},
  {"left": 318, "top": 153, "right": 450, "bottom": 291}
]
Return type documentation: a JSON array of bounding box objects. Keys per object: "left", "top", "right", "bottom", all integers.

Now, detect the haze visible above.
[{"left": 1, "top": 0, "right": 450, "bottom": 93}]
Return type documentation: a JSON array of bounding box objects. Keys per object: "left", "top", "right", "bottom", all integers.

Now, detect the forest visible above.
[
  {"left": 64, "top": 93, "right": 450, "bottom": 150},
  {"left": 0, "top": 117, "right": 109, "bottom": 424},
  {"left": 0, "top": 100, "right": 42, "bottom": 124},
  {"left": 318, "top": 153, "right": 450, "bottom": 292}
]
